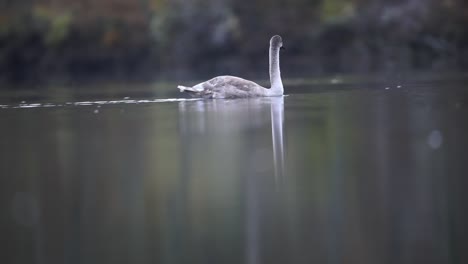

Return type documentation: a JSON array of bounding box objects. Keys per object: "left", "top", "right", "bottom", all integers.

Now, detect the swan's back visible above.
[{"left": 196, "top": 76, "right": 267, "bottom": 99}]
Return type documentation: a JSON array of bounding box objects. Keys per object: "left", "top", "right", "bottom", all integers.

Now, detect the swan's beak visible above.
[{"left": 280, "top": 46, "right": 285, "bottom": 51}]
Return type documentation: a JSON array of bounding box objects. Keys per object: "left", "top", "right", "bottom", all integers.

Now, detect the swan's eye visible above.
[{"left": 280, "top": 46, "right": 285, "bottom": 50}]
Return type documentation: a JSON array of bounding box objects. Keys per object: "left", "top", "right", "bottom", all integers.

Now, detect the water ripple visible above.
[{"left": 0, "top": 98, "right": 202, "bottom": 109}]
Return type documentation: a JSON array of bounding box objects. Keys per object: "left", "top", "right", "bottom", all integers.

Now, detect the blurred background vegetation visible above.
[{"left": 1, "top": 0, "right": 467, "bottom": 85}]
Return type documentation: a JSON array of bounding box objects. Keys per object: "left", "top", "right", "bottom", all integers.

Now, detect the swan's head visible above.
[{"left": 270, "top": 35, "right": 284, "bottom": 50}]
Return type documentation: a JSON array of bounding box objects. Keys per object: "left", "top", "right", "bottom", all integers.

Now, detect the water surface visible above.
[{"left": 1, "top": 81, "right": 467, "bottom": 264}]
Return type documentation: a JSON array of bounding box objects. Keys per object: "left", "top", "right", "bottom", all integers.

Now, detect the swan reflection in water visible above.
[
  {"left": 178, "top": 97, "right": 285, "bottom": 180},
  {"left": 178, "top": 96, "right": 285, "bottom": 264},
  {"left": 270, "top": 97, "right": 285, "bottom": 183}
]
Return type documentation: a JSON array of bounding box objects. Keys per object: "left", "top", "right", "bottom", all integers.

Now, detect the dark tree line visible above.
[{"left": 0, "top": 0, "right": 467, "bottom": 85}]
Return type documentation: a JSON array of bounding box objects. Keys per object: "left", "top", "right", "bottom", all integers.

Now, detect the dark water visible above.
[{"left": 1, "top": 81, "right": 468, "bottom": 264}]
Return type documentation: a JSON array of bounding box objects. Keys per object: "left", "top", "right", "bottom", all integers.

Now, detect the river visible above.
[{"left": 1, "top": 78, "right": 467, "bottom": 263}]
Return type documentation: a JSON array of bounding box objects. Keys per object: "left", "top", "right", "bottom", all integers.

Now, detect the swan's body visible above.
[
  {"left": 177, "top": 35, "right": 284, "bottom": 99},
  {"left": 178, "top": 75, "right": 272, "bottom": 99}
]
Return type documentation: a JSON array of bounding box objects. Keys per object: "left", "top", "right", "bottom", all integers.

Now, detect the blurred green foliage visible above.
[
  {"left": 320, "top": 0, "right": 355, "bottom": 22},
  {"left": 33, "top": 7, "right": 73, "bottom": 46},
  {"left": 0, "top": 0, "right": 467, "bottom": 84}
]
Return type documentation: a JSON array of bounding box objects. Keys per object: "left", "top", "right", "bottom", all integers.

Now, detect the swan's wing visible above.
[{"left": 203, "top": 76, "right": 266, "bottom": 98}]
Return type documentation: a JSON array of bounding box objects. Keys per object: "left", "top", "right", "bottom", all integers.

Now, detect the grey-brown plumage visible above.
[{"left": 177, "top": 35, "right": 284, "bottom": 99}]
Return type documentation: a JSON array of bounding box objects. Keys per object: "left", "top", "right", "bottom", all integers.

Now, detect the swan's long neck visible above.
[{"left": 269, "top": 46, "right": 283, "bottom": 95}]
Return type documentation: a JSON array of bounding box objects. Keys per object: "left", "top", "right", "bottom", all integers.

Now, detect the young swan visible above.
[{"left": 177, "top": 35, "right": 285, "bottom": 99}]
